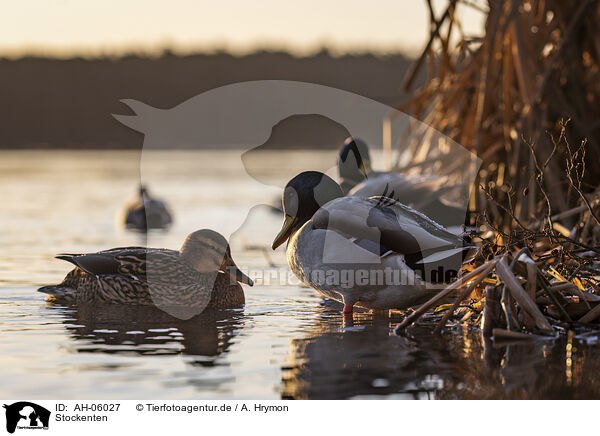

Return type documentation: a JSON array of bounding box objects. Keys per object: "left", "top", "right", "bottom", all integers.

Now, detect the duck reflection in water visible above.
[
  {"left": 281, "top": 311, "right": 450, "bottom": 399},
  {"left": 281, "top": 309, "right": 600, "bottom": 399},
  {"left": 51, "top": 303, "right": 246, "bottom": 367}
]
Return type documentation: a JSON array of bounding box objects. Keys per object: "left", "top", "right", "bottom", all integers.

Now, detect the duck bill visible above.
[
  {"left": 222, "top": 257, "right": 254, "bottom": 286},
  {"left": 360, "top": 157, "right": 372, "bottom": 175},
  {"left": 272, "top": 215, "right": 299, "bottom": 250}
]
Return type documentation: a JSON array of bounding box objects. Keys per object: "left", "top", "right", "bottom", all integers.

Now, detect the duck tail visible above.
[
  {"left": 55, "top": 254, "right": 81, "bottom": 268},
  {"left": 38, "top": 265, "right": 84, "bottom": 302},
  {"left": 37, "top": 285, "right": 78, "bottom": 303},
  {"left": 38, "top": 285, "right": 70, "bottom": 296}
]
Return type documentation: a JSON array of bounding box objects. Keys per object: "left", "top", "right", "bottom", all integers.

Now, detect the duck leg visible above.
[{"left": 342, "top": 296, "right": 357, "bottom": 315}]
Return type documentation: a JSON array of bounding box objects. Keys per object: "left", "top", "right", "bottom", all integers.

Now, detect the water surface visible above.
[{"left": 1, "top": 150, "right": 599, "bottom": 399}]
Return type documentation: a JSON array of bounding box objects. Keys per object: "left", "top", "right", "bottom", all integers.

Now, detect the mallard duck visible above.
[
  {"left": 338, "top": 137, "right": 466, "bottom": 227},
  {"left": 123, "top": 185, "right": 173, "bottom": 230},
  {"left": 338, "top": 137, "right": 373, "bottom": 194},
  {"left": 272, "top": 171, "right": 470, "bottom": 314},
  {"left": 39, "top": 230, "right": 253, "bottom": 312}
]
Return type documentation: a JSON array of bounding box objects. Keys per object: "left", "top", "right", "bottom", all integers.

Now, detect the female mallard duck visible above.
[
  {"left": 338, "top": 137, "right": 466, "bottom": 227},
  {"left": 123, "top": 184, "right": 173, "bottom": 231},
  {"left": 39, "top": 230, "right": 253, "bottom": 312},
  {"left": 272, "top": 171, "right": 471, "bottom": 314}
]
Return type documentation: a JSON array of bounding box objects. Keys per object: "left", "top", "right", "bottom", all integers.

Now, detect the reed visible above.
[
  {"left": 393, "top": 1, "right": 600, "bottom": 335},
  {"left": 397, "top": 0, "right": 600, "bottom": 231}
]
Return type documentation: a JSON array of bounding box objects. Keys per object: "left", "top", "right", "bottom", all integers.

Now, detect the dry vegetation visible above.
[{"left": 394, "top": 0, "right": 600, "bottom": 337}]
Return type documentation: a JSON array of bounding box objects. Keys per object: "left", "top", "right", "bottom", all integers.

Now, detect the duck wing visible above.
[
  {"left": 311, "top": 196, "right": 466, "bottom": 258},
  {"left": 349, "top": 173, "right": 412, "bottom": 199},
  {"left": 349, "top": 173, "right": 461, "bottom": 206},
  {"left": 56, "top": 247, "right": 178, "bottom": 281}
]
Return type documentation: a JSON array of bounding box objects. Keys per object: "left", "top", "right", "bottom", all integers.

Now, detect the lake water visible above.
[{"left": 1, "top": 150, "right": 600, "bottom": 400}]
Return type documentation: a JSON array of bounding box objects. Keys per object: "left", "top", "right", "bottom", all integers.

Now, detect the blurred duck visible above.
[
  {"left": 338, "top": 137, "right": 466, "bottom": 227},
  {"left": 272, "top": 171, "right": 471, "bottom": 314},
  {"left": 39, "top": 230, "right": 253, "bottom": 310},
  {"left": 123, "top": 185, "right": 173, "bottom": 231}
]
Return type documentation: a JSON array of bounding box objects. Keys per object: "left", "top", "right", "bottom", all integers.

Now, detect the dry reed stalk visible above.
[
  {"left": 492, "top": 328, "right": 552, "bottom": 340},
  {"left": 433, "top": 268, "right": 491, "bottom": 333},
  {"left": 402, "top": 0, "right": 457, "bottom": 92},
  {"left": 398, "top": 0, "right": 600, "bottom": 231},
  {"left": 528, "top": 204, "right": 589, "bottom": 229},
  {"left": 481, "top": 286, "right": 503, "bottom": 336},
  {"left": 391, "top": 0, "right": 600, "bottom": 334},
  {"left": 394, "top": 259, "right": 498, "bottom": 333},
  {"left": 579, "top": 304, "right": 600, "bottom": 323},
  {"left": 524, "top": 262, "right": 538, "bottom": 330},
  {"left": 496, "top": 257, "right": 553, "bottom": 332}
]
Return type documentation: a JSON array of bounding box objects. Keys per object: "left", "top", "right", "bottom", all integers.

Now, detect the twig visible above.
[
  {"left": 402, "top": 1, "right": 457, "bottom": 91},
  {"left": 457, "top": 0, "right": 488, "bottom": 14},
  {"left": 560, "top": 121, "right": 600, "bottom": 227},
  {"left": 528, "top": 204, "right": 589, "bottom": 229},
  {"left": 537, "top": 272, "right": 573, "bottom": 322},
  {"left": 433, "top": 267, "right": 490, "bottom": 333},
  {"left": 530, "top": 0, "right": 597, "bottom": 106},
  {"left": 394, "top": 259, "right": 498, "bottom": 333}
]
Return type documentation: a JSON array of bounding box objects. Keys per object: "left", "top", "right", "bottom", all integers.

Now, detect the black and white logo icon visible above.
[{"left": 3, "top": 402, "right": 50, "bottom": 434}]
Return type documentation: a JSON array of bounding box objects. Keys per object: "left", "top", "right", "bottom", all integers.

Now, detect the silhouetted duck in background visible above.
[
  {"left": 123, "top": 184, "right": 173, "bottom": 231},
  {"left": 272, "top": 171, "right": 471, "bottom": 314},
  {"left": 39, "top": 230, "right": 253, "bottom": 312},
  {"left": 338, "top": 137, "right": 467, "bottom": 227}
]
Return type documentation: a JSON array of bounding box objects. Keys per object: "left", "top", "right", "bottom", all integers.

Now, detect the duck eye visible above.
[
  {"left": 206, "top": 245, "right": 227, "bottom": 257},
  {"left": 283, "top": 188, "right": 299, "bottom": 216}
]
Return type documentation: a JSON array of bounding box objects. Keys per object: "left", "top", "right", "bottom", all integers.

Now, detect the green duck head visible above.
[
  {"left": 337, "top": 137, "right": 372, "bottom": 185},
  {"left": 272, "top": 171, "right": 343, "bottom": 249}
]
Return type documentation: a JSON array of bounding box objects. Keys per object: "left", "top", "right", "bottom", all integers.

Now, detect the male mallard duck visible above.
[
  {"left": 338, "top": 137, "right": 374, "bottom": 194},
  {"left": 272, "top": 171, "right": 470, "bottom": 314},
  {"left": 39, "top": 230, "right": 253, "bottom": 312},
  {"left": 338, "top": 137, "right": 466, "bottom": 227},
  {"left": 123, "top": 185, "right": 173, "bottom": 230}
]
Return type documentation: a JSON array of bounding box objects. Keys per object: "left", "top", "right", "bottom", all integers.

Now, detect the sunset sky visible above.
[{"left": 0, "top": 0, "right": 486, "bottom": 57}]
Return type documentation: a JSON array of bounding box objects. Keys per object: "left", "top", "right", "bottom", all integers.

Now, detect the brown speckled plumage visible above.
[
  {"left": 39, "top": 230, "right": 251, "bottom": 311},
  {"left": 205, "top": 273, "right": 245, "bottom": 308}
]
